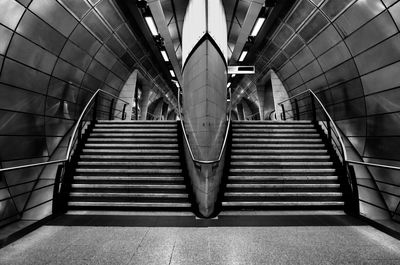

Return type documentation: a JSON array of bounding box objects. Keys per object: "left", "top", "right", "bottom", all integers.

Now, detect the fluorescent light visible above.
[
  {"left": 227, "top": 82, "right": 231, "bottom": 88},
  {"left": 145, "top": 16, "right": 158, "bottom": 36},
  {"left": 241, "top": 89, "right": 244, "bottom": 94},
  {"left": 170, "top": 70, "right": 175, "bottom": 77},
  {"left": 238, "top": 51, "right": 248, "bottom": 62},
  {"left": 231, "top": 74, "right": 236, "bottom": 78},
  {"left": 161, "top": 50, "right": 169, "bottom": 62},
  {"left": 250, "top": 17, "right": 265, "bottom": 37}
]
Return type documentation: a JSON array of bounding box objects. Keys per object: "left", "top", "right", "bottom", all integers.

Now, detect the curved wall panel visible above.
[
  {"left": 250, "top": 0, "right": 400, "bottom": 220},
  {"left": 0, "top": 0, "right": 171, "bottom": 226}
]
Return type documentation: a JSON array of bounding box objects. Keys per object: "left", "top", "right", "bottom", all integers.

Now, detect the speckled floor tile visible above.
[{"left": 1, "top": 214, "right": 400, "bottom": 265}]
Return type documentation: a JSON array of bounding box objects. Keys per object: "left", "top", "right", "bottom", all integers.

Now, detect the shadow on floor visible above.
[{"left": 46, "top": 214, "right": 366, "bottom": 227}]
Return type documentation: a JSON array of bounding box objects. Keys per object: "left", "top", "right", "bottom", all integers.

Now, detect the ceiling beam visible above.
[
  {"left": 147, "top": 0, "right": 183, "bottom": 86},
  {"left": 229, "top": 0, "right": 265, "bottom": 65}
]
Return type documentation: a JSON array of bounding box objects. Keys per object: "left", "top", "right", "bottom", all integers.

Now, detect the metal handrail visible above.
[
  {"left": 177, "top": 86, "right": 232, "bottom": 164},
  {"left": 277, "top": 89, "right": 348, "bottom": 161},
  {"left": 99, "top": 89, "right": 130, "bottom": 105},
  {"left": 309, "top": 90, "right": 348, "bottom": 161},
  {"left": 277, "top": 90, "right": 400, "bottom": 171},
  {"left": 347, "top": 160, "right": 400, "bottom": 171},
  {"left": 0, "top": 89, "right": 127, "bottom": 173},
  {"left": 278, "top": 89, "right": 310, "bottom": 105}
]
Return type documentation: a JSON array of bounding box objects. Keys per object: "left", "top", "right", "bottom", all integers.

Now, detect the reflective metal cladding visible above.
[{"left": 0, "top": 0, "right": 173, "bottom": 226}]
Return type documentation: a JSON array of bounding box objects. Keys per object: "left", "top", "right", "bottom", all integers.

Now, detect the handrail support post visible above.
[
  {"left": 294, "top": 98, "right": 300, "bottom": 120},
  {"left": 122, "top": 104, "right": 127, "bottom": 120},
  {"left": 311, "top": 93, "right": 316, "bottom": 122},
  {"left": 326, "top": 113, "right": 332, "bottom": 142},
  {"left": 280, "top": 104, "right": 286, "bottom": 120},
  {"left": 109, "top": 98, "right": 114, "bottom": 120},
  {"left": 92, "top": 93, "right": 98, "bottom": 121}
]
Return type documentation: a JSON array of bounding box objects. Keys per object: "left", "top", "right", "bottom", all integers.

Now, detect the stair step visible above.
[
  {"left": 80, "top": 155, "right": 180, "bottom": 160},
  {"left": 221, "top": 201, "right": 345, "bottom": 207},
  {"left": 231, "top": 155, "right": 331, "bottom": 161},
  {"left": 71, "top": 184, "right": 186, "bottom": 189},
  {"left": 94, "top": 125, "right": 177, "bottom": 129},
  {"left": 70, "top": 192, "right": 188, "bottom": 198},
  {"left": 68, "top": 201, "right": 191, "bottom": 208},
  {"left": 230, "top": 168, "right": 336, "bottom": 174},
  {"left": 227, "top": 175, "right": 339, "bottom": 181},
  {"left": 224, "top": 120, "right": 343, "bottom": 211},
  {"left": 232, "top": 120, "right": 312, "bottom": 124},
  {"left": 74, "top": 176, "right": 184, "bottom": 182},
  {"left": 76, "top": 168, "right": 182, "bottom": 174},
  {"left": 92, "top": 128, "right": 176, "bottom": 133},
  {"left": 90, "top": 133, "right": 177, "bottom": 138},
  {"left": 87, "top": 138, "right": 177, "bottom": 143},
  {"left": 232, "top": 133, "right": 320, "bottom": 138},
  {"left": 233, "top": 129, "right": 317, "bottom": 133},
  {"left": 230, "top": 161, "right": 333, "bottom": 167},
  {"left": 232, "top": 124, "right": 314, "bottom": 128},
  {"left": 82, "top": 149, "right": 179, "bottom": 154},
  {"left": 97, "top": 120, "right": 177, "bottom": 124},
  {"left": 232, "top": 144, "right": 326, "bottom": 149},
  {"left": 85, "top": 143, "right": 178, "bottom": 149},
  {"left": 232, "top": 138, "right": 322, "bottom": 143},
  {"left": 224, "top": 192, "right": 342, "bottom": 197},
  {"left": 77, "top": 161, "right": 181, "bottom": 167},
  {"left": 231, "top": 149, "right": 328, "bottom": 154},
  {"left": 226, "top": 183, "right": 340, "bottom": 189}
]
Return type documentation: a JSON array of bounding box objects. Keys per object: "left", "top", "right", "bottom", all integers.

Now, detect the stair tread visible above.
[
  {"left": 90, "top": 134, "right": 177, "bottom": 138},
  {"left": 80, "top": 155, "right": 180, "bottom": 160},
  {"left": 232, "top": 150, "right": 328, "bottom": 154},
  {"left": 70, "top": 192, "right": 188, "bottom": 198},
  {"left": 232, "top": 144, "right": 326, "bottom": 148},
  {"left": 78, "top": 161, "right": 181, "bottom": 166},
  {"left": 233, "top": 129, "right": 317, "bottom": 132},
  {"left": 222, "top": 201, "right": 345, "bottom": 206},
  {"left": 226, "top": 183, "right": 340, "bottom": 188},
  {"left": 228, "top": 175, "right": 339, "bottom": 180},
  {"left": 230, "top": 168, "right": 336, "bottom": 172},
  {"left": 71, "top": 183, "right": 186, "bottom": 189},
  {"left": 231, "top": 155, "right": 330, "bottom": 160},
  {"left": 232, "top": 134, "right": 320, "bottom": 137},
  {"left": 85, "top": 143, "right": 178, "bottom": 147},
  {"left": 87, "top": 138, "right": 177, "bottom": 142},
  {"left": 232, "top": 139, "right": 323, "bottom": 143},
  {"left": 82, "top": 149, "right": 179, "bottom": 153},
  {"left": 232, "top": 120, "right": 312, "bottom": 123},
  {"left": 68, "top": 202, "right": 191, "bottom": 207},
  {"left": 74, "top": 176, "right": 184, "bottom": 181},
  {"left": 224, "top": 192, "right": 343, "bottom": 196},
  {"left": 97, "top": 120, "right": 177, "bottom": 123},
  {"left": 76, "top": 169, "right": 182, "bottom": 173},
  {"left": 230, "top": 161, "right": 333, "bottom": 166}
]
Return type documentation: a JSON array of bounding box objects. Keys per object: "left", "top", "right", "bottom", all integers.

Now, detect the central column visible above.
[{"left": 181, "top": 0, "right": 228, "bottom": 217}]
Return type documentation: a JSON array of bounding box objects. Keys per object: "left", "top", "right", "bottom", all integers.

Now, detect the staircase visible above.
[
  {"left": 222, "top": 120, "right": 344, "bottom": 210},
  {"left": 67, "top": 120, "right": 192, "bottom": 212}
]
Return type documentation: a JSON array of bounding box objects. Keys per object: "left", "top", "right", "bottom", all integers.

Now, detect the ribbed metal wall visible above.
[
  {"left": 0, "top": 0, "right": 171, "bottom": 226},
  {"left": 250, "top": 0, "right": 400, "bottom": 219}
]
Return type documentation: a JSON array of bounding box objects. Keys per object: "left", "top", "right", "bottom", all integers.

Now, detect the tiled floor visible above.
[{"left": 0, "top": 213, "right": 400, "bottom": 265}]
